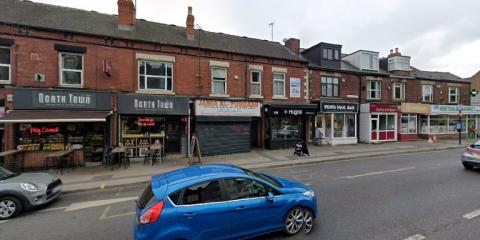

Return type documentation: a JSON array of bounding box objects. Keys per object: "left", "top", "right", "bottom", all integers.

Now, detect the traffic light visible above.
[{"left": 470, "top": 89, "right": 479, "bottom": 97}]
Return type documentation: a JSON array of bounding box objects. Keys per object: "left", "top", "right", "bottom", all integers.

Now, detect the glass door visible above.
[{"left": 371, "top": 115, "right": 378, "bottom": 141}]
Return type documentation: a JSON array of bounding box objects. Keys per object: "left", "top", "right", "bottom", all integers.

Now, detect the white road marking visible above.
[
  {"left": 339, "top": 167, "right": 416, "bottom": 179},
  {"left": 0, "top": 220, "right": 7, "bottom": 224},
  {"left": 99, "top": 206, "right": 135, "bottom": 220},
  {"left": 37, "top": 206, "right": 68, "bottom": 213},
  {"left": 463, "top": 209, "right": 480, "bottom": 220},
  {"left": 65, "top": 197, "right": 137, "bottom": 212},
  {"left": 403, "top": 234, "right": 426, "bottom": 240}
]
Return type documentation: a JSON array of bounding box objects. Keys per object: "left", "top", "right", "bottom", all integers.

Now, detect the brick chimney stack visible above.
[
  {"left": 186, "top": 6, "right": 195, "bottom": 40},
  {"left": 285, "top": 38, "right": 300, "bottom": 55},
  {"left": 117, "top": 0, "right": 136, "bottom": 29}
]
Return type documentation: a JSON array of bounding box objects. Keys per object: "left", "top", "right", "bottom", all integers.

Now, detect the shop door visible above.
[
  {"left": 371, "top": 115, "right": 378, "bottom": 141},
  {"left": 165, "top": 118, "right": 182, "bottom": 153},
  {"left": 250, "top": 118, "right": 260, "bottom": 148},
  {"left": 468, "top": 118, "right": 476, "bottom": 139}
]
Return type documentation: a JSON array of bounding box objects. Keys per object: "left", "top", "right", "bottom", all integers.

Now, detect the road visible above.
[{"left": 2, "top": 148, "right": 480, "bottom": 240}]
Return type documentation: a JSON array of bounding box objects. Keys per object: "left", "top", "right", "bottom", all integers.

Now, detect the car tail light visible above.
[
  {"left": 466, "top": 147, "right": 475, "bottom": 153},
  {"left": 139, "top": 201, "right": 164, "bottom": 224}
]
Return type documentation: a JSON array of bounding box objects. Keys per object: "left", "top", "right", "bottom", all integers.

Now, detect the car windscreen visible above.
[
  {"left": 239, "top": 167, "right": 283, "bottom": 188},
  {"left": 0, "top": 167, "right": 15, "bottom": 180},
  {"left": 137, "top": 183, "right": 156, "bottom": 209}
]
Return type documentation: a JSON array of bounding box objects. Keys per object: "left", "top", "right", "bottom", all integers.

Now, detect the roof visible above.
[
  {"left": 411, "top": 67, "right": 468, "bottom": 83},
  {"left": 306, "top": 59, "right": 390, "bottom": 76},
  {"left": 157, "top": 163, "right": 244, "bottom": 187},
  {"left": 0, "top": 0, "right": 305, "bottom": 62}
]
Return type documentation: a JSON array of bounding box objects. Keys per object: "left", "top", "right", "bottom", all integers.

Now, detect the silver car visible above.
[
  {"left": 461, "top": 140, "right": 480, "bottom": 170},
  {"left": 0, "top": 166, "right": 62, "bottom": 219}
]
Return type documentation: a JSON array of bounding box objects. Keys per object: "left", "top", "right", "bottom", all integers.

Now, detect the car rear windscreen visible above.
[{"left": 138, "top": 183, "right": 156, "bottom": 209}]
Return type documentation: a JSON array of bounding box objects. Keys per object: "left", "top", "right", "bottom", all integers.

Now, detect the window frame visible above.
[
  {"left": 223, "top": 177, "right": 270, "bottom": 201},
  {"left": 211, "top": 67, "right": 228, "bottom": 95},
  {"left": 321, "top": 76, "right": 340, "bottom": 97},
  {"left": 392, "top": 82, "right": 404, "bottom": 100},
  {"left": 448, "top": 87, "right": 460, "bottom": 103},
  {"left": 250, "top": 70, "right": 262, "bottom": 97},
  {"left": 59, "top": 52, "right": 84, "bottom": 87},
  {"left": 0, "top": 46, "right": 11, "bottom": 84},
  {"left": 367, "top": 80, "right": 381, "bottom": 100},
  {"left": 273, "top": 72, "right": 286, "bottom": 97},
  {"left": 400, "top": 114, "right": 417, "bottom": 134},
  {"left": 422, "top": 84, "right": 433, "bottom": 102},
  {"left": 137, "top": 60, "right": 174, "bottom": 92}
]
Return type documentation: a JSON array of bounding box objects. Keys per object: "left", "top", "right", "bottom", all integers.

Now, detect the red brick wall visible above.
[
  {"left": 359, "top": 76, "right": 392, "bottom": 102},
  {"left": 403, "top": 79, "right": 470, "bottom": 105},
  {"left": 309, "top": 70, "right": 360, "bottom": 101}
]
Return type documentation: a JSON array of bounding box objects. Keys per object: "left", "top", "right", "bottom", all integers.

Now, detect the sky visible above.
[{"left": 31, "top": 0, "right": 480, "bottom": 78}]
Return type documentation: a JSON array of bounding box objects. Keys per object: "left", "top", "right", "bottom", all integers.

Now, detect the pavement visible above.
[
  {"left": 47, "top": 139, "right": 468, "bottom": 193},
  {"left": 5, "top": 148, "right": 480, "bottom": 239}
]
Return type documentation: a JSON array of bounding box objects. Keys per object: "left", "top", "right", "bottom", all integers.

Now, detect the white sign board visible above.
[
  {"left": 289, "top": 78, "right": 301, "bottom": 98},
  {"left": 195, "top": 100, "right": 261, "bottom": 117}
]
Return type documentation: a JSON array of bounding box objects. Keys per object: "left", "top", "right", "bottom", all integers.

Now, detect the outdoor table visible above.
[
  {"left": 44, "top": 149, "right": 74, "bottom": 174},
  {"left": 0, "top": 150, "right": 24, "bottom": 172},
  {"left": 149, "top": 144, "right": 164, "bottom": 165},
  {"left": 110, "top": 146, "right": 127, "bottom": 170}
]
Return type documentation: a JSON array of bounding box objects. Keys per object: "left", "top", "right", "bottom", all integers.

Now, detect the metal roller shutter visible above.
[{"left": 196, "top": 121, "right": 251, "bottom": 155}]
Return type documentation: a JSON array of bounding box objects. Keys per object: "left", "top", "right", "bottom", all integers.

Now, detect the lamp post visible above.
[{"left": 458, "top": 109, "right": 463, "bottom": 145}]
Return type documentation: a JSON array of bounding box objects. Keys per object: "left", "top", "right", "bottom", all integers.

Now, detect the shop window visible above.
[
  {"left": 211, "top": 67, "right": 227, "bottom": 95},
  {"left": 448, "top": 87, "right": 460, "bottom": 103},
  {"left": 273, "top": 73, "right": 285, "bottom": 97},
  {"left": 251, "top": 70, "right": 262, "bottom": 96},
  {"left": 321, "top": 77, "right": 339, "bottom": 97},
  {"left": 324, "top": 113, "right": 332, "bottom": 138},
  {"left": 346, "top": 114, "right": 356, "bottom": 137},
  {"left": 0, "top": 47, "right": 11, "bottom": 84},
  {"left": 138, "top": 60, "right": 173, "bottom": 92},
  {"left": 121, "top": 116, "right": 166, "bottom": 157},
  {"left": 401, "top": 114, "right": 417, "bottom": 134},
  {"left": 367, "top": 80, "right": 381, "bottom": 100},
  {"left": 393, "top": 82, "right": 404, "bottom": 100},
  {"left": 332, "top": 113, "right": 356, "bottom": 138},
  {"left": 430, "top": 115, "right": 448, "bottom": 134},
  {"left": 422, "top": 85, "right": 433, "bottom": 102},
  {"left": 447, "top": 115, "right": 466, "bottom": 133},
  {"left": 60, "top": 53, "right": 83, "bottom": 87},
  {"left": 271, "top": 117, "right": 302, "bottom": 140}
]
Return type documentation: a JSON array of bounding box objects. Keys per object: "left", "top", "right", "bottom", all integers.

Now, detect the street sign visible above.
[{"left": 456, "top": 123, "right": 462, "bottom": 131}]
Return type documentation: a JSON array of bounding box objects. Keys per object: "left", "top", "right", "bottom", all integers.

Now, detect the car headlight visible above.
[
  {"left": 21, "top": 183, "right": 39, "bottom": 192},
  {"left": 302, "top": 190, "right": 315, "bottom": 198}
]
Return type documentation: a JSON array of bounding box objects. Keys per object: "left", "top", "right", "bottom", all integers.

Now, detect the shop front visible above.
[
  {"left": 264, "top": 103, "right": 317, "bottom": 149},
  {"left": 194, "top": 99, "right": 261, "bottom": 155},
  {"left": 418, "top": 105, "right": 480, "bottom": 140},
  {"left": 316, "top": 101, "right": 358, "bottom": 145},
  {"left": 0, "top": 88, "right": 112, "bottom": 168},
  {"left": 360, "top": 103, "right": 398, "bottom": 143},
  {"left": 399, "top": 103, "right": 430, "bottom": 141},
  {"left": 117, "top": 94, "right": 190, "bottom": 157}
]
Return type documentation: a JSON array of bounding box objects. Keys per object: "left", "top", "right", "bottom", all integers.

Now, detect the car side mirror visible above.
[{"left": 266, "top": 192, "right": 274, "bottom": 203}]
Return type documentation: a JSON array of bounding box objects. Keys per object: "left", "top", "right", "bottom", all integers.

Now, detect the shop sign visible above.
[
  {"left": 370, "top": 103, "right": 398, "bottom": 113},
  {"left": 430, "top": 105, "right": 480, "bottom": 115},
  {"left": 195, "top": 100, "right": 261, "bottom": 117},
  {"left": 30, "top": 127, "right": 60, "bottom": 136},
  {"left": 266, "top": 104, "right": 317, "bottom": 116},
  {"left": 400, "top": 103, "right": 430, "bottom": 114},
  {"left": 138, "top": 117, "right": 155, "bottom": 127},
  {"left": 118, "top": 94, "right": 189, "bottom": 115},
  {"left": 320, "top": 102, "right": 358, "bottom": 113},
  {"left": 289, "top": 78, "right": 301, "bottom": 98},
  {"left": 13, "top": 89, "right": 111, "bottom": 110}
]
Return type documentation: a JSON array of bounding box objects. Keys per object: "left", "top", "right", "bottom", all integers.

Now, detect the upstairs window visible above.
[
  {"left": 362, "top": 53, "right": 378, "bottom": 71},
  {"left": 211, "top": 67, "right": 227, "bottom": 95},
  {"left": 321, "top": 76, "right": 339, "bottom": 97},
  {"left": 422, "top": 85, "right": 433, "bottom": 102},
  {"left": 0, "top": 47, "right": 10, "bottom": 84},
  {"left": 60, "top": 53, "right": 83, "bottom": 87},
  {"left": 273, "top": 72, "right": 285, "bottom": 97},
  {"left": 393, "top": 82, "right": 404, "bottom": 100},
  {"left": 367, "top": 80, "right": 381, "bottom": 100},
  {"left": 448, "top": 87, "right": 460, "bottom": 103},
  {"left": 138, "top": 60, "right": 173, "bottom": 91},
  {"left": 251, "top": 70, "right": 262, "bottom": 96},
  {"left": 322, "top": 48, "right": 336, "bottom": 60}
]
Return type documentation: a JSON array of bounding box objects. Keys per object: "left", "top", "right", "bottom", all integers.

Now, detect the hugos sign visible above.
[{"left": 13, "top": 89, "right": 111, "bottom": 110}]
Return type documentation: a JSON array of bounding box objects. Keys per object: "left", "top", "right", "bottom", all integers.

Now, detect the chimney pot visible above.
[
  {"left": 186, "top": 6, "right": 195, "bottom": 40},
  {"left": 390, "top": 49, "right": 393, "bottom": 54},
  {"left": 395, "top": 48, "right": 399, "bottom": 53}
]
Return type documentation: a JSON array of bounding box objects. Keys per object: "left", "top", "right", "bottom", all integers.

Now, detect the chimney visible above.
[
  {"left": 117, "top": 0, "right": 136, "bottom": 29},
  {"left": 285, "top": 38, "right": 300, "bottom": 55},
  {"left": 186, "top": 6, "right": 195, "bottom": 40},
  {"left": 388, "top": 47, "right": 402, "bottom": 57}
]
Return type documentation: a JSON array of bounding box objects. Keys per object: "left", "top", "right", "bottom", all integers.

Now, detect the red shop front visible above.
[{"left": 359, "top": 103, "right": 399, "bottom": 143}]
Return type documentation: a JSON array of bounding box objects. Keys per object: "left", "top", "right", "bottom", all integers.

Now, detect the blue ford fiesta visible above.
[{"left": 134, "top": 163, "right": 317, "bottom": 240}]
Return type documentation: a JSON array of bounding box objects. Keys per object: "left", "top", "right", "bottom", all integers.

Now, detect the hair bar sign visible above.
[
  {"left": 13, "top": 89, "right": 111, "bottom": 110},
  {"left": 320, "top": 102, "right": 358, "bottom": 113}
]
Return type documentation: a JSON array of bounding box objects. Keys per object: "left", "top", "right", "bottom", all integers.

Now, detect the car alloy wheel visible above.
[
  {"left": 303, "top": 208, "right": 313, "bottom": 234},
  {"left": 0, "top": 199, "right": 16, "bottom": 219},
  {"left": 285, "top": 207, "right": 305, "bottom": 235}
]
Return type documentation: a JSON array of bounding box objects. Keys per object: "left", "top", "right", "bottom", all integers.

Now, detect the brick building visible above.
[{"left": 0, "top": 0, "right": 310, "bottom": 168}]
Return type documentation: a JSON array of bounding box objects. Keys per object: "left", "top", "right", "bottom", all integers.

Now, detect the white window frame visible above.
[
  {"left": 59, "top": 52, "right": 84, "bottom": 87},
  {"left": 401, "top": 114, "right": 417, "bottom": 134},
  {"left": 137, "top": 60, "right": 174, "bottom": 92},
  {"left": 392, "top": 82, "right": 404, "bottom": 100},
  {"left": 273, "top": 72, "right": 286, "bottom": 97},
  {"left": 367, "top": 80, "right": 381, "bottom": 100},
  {"left": 250, "top": 70, "right": 262, "bottom": 97},
  {"left": 211, "top": 67, "right": 228, "bottom": 95},
  {"left": 422, "top": 84, "right": 433, "bottom": 102},
  {"left": 0, "top": 46, "right": 11, "bottom": 84},
  {"left": 448, "top": 87, "right": 460, "bottom": 103}
]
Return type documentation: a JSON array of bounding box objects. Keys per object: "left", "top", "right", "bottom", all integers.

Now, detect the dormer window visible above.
[
  {"left": 322, "top": 48, "right": 339, "bottom": 60},
  {"left": 362, "top": 53, "right": 378, "bottom": 71}
]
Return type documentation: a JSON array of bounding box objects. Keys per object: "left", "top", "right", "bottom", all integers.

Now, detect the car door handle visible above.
[
  {"left": 235, "top": 206, "right": 247, "bottom": 211},
  {"left": 183, "top": 212, "right": 196, "bottom": 219}
]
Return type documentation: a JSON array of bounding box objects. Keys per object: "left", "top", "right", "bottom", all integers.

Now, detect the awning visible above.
[{"left": 0, "top": 110, "right": 112, "bottom": 123}]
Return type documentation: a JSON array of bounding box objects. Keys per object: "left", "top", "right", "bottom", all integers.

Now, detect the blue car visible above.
[{"left": 134, "top": 163, "right": 317, "bottom": 240}]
